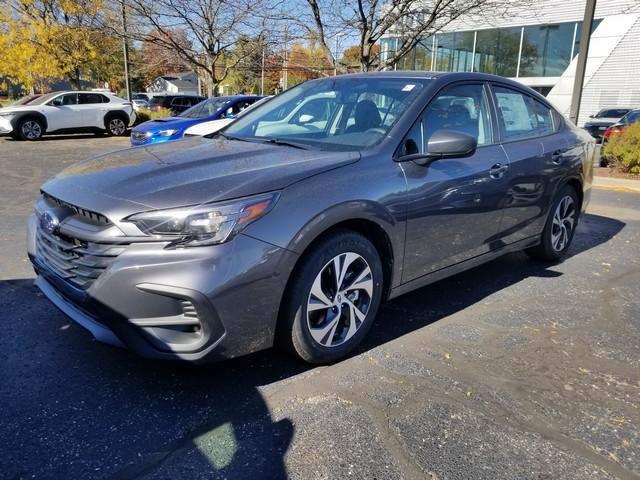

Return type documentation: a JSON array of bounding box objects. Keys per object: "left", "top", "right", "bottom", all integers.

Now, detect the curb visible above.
[{"left": 593, "top": 185, "right": 640, "bottom": 194}]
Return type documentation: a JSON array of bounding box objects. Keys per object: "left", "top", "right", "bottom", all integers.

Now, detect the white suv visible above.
[{"left": 0, "top": 91, "right": 136, "bottom": 140}]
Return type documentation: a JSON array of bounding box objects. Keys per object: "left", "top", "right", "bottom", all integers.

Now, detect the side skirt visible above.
[{"left": 388, "top": 236, "right": 541, "bottom": 300}]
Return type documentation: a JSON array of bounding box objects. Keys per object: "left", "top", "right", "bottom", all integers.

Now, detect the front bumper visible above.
[
  {"left": 28, "top": 213, "right": 297, "bottom": 362},
  {"left": 0, "top": 116, "right": 14, "bottom": 134}
]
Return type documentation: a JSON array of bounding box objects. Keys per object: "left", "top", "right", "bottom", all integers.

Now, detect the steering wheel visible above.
[{"left": 365, "top": 127, "right": 386, "bottom": 136}]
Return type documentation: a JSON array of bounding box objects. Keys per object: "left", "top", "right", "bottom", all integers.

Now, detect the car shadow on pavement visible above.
[
  {"left": 0, "top": 213, "right": 624, "bottom": 479},
  {"left": 360, "top": 213, "right": 625, "bottom": 352}
]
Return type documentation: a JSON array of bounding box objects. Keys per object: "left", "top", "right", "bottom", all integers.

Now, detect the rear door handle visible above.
[{"left": 489, "top": 163, "right": 509, "bottom": 179}]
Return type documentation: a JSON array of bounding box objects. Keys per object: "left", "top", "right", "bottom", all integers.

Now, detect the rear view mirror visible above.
[
  {"left": 396, "top": 130, "right": 477, "bottom": 166},
  {"left": 298, "top": 114, "right": 314, "bottom": 124}
]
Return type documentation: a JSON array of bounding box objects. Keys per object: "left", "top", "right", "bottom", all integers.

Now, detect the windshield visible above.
[
  {"left": 596, "top": 109, "right": 629, "bottom": 118},
  {"left": 621, "top": 110, "right": 640, "bottom": 125},
  {"left": 224, "top": 77, "right": 429, "bottom": 150},
  {"left": 180, "top": 98, "right": 231, "bottom": 119},
  {"left": 12, "top": 95, "right": 39, "bottom": 105},
  {"left": 28, "top": 92, "right": 63, "bottom": 106}
]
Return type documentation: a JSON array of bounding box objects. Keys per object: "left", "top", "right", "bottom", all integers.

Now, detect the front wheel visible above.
[
  {"left": 280, "top": 231, "right": 384, "bottom": 364},
  {"left": 527, "top": 186, "right": 580, "bottom": 262},
  {"left": 17, "top": 118, "right": 44, "bottom": 140}
]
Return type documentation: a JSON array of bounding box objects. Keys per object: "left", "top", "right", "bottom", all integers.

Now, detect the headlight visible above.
[
  {"left": 0, "top": 113, "right": 16, "bottom": 120},
  {"left": 124, "top": 192, "right": 279, "bottom": 247},
  {"left": 156, "top": 129, "right": 179, "bottom": 137}
]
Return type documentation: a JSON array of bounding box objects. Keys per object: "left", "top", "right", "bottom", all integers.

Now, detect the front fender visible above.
[{"left": 10, "top": 111, "right": 48, "bottom": 132}]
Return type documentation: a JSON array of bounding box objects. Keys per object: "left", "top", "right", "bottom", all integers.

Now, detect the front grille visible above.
[
  {"left": 131, "top": 131, "right": 149, "bottom": 143},
  {"left": 36, "top": 228, "right": 127, "bottom": 289},
  {"left": 42, "top": 192, "right": 110, "bottom": 225}
]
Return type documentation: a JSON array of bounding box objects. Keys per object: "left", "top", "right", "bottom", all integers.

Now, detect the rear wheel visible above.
[
  {"left": 17, "top": 117, "right": 44, "bottom": 140},
  {"left": 527, "top": 186, "right": 580, "bottom": 262},
  {"left": 105, "top": 115, "right": 128, "bottom": 136},
  {"left": 280, "top": 231, "right": 384, "bottom": 364}
]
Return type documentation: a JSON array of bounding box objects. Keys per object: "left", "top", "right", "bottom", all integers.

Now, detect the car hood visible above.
[
  {"left": 133, "top": 116, "right": 202, "bottom": 132},
  {"left": 0, "top": 105, "right": 33, "bottom": 114},
  {"left": 42, "top": 136, "right": 360, "bottom": 213}
]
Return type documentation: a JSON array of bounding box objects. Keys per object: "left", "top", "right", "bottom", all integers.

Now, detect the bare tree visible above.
[
  {"left": 124, "top": 0, "right": 269, "bottom": 95},
  {"left": 288, "top": 0, "right": 525, "bottom": 72}
]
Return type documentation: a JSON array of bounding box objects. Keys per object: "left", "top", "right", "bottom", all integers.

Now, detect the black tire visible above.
[
  {"left": 17, "top": 117, "right": 44, "bottom": 141},
  {"left": 105, "top": 114, "right": 128, "bottom": 136},
  {"left": 527, "top": 185, "right": 580, "bottom": 262},
  {"left": 279, "top": 230, "right": 384, "bottom": 364}
]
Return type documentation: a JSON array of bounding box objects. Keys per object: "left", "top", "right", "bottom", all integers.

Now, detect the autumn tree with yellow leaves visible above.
[{"left": 0, "top": 0, "right": 123, "bottom": 93}]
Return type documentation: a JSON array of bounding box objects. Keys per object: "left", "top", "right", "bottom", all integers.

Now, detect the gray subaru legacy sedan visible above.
[{"left": 27, "top": 72, "right": 595, "bottom": 364}]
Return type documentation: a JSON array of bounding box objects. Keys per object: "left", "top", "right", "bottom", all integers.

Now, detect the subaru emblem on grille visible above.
[{"left": 40, "top": 210, "right": 60, "bottom": 234}]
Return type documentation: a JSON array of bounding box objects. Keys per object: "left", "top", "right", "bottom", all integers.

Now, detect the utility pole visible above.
[
  {"left": 334, "top": 33, "right": 344, "bottom": 76},
  {"left": 261, "top": 48, "right": 265, "bottom": 96},
  {"left": 283, "top": 26, "right": 289, "bottom": 90},
  {"left": 569, "top": 0, "right": 596, "bottom": 125},
  {"left": 121, "top": 0, "right": 132, "bottom": 101}
]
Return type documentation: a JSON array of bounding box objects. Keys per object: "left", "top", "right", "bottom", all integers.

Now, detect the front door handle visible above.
[
  {"left": 489, "top": 163, "right": 509, "bottom": 179},
  {"left": 551, "top": 150, "right": 564, "bottom": 165}
]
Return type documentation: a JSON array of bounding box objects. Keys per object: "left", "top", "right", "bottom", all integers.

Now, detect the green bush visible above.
[
  {"left": 602, "top": 122, "right": 640, "bottom": 174},
  {"left": 134, "top": 107, "right": 173, "bottom": 125}
]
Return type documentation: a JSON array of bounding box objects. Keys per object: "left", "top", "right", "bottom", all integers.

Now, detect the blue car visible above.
[{"left": 130, "top": 95, "right": 263, "bottom": 146}]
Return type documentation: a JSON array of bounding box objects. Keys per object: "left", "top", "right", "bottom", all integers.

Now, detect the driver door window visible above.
[
  {"left": 423, "top": 83, "right": 492, "bottom": 147},
  {"left": 400, "top": 83, "right": 492, "bottom": 156}
]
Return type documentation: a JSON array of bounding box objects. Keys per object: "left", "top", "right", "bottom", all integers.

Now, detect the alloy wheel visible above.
[
  {"left": 306, "top": 252, "right": 374, "bottom": 348},
  {"left": 109, "top": 118, "right": 126, "bottom": 135},
  {"left": 22, "top": 121, "right": 42, "bottom": 140},
  {"left": 551, "top": 195, "right": 575, "bottom": 252}
]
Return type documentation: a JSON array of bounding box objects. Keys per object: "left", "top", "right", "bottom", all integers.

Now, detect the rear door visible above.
[
  {"left": 401, "top": 82, "right": 511, "bottom": 282},
  {"left": 490, "top": 84, "right": 569, "bottom": 244},
  {"left": 77, "top": 93, "right": 107, "bottom": 127}
]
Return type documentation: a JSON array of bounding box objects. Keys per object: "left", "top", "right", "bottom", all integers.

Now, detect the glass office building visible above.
[
  {"left": 380, "top": 20, "right": 600, "bottom": 95},
  {"left": 379, "top": 0, "right": 640, "bottom": 127}
]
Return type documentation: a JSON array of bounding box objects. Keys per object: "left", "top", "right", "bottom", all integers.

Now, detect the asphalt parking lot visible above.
[{"left": 0, "top": 134, "right": 639, "bottom": 480}]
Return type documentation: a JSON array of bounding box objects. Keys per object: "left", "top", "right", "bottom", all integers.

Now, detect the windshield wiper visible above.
[
  {"left": 261, "top": 138, "right": 310, "bottom": 150},
  {"left": 213, "top": 131, "right": 249, "bottom": 142}
]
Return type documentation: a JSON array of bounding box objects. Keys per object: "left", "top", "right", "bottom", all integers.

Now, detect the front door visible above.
[
  {"left": 45, "top": 93, "right": 84, "bottom": 130},
  {"left": 401, "top": 82, "right": 511, "bottom": 282}
]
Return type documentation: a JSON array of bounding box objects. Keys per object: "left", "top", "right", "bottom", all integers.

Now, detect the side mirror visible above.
[{"left": 396, "top": 130, "right": 477, "bottom": 166}]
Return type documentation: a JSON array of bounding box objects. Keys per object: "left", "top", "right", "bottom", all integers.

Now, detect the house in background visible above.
[{"left": 146, "top": 71, "right": 199, "bottom": 96}]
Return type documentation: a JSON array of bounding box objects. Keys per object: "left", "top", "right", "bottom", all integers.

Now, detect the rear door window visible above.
[
  {"left": 493, "top": 86, "right": 554, "bottom": 141},
  {"left": 78, "top": 93, "right": 105, "bottom": 104}
]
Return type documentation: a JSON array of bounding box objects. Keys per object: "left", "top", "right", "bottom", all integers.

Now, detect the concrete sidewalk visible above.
[{"left": 593, "top": 173, "right": 640, "bottom": 193}]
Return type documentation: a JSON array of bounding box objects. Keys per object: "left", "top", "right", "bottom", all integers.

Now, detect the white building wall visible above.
[
  {"left": 547, "top": 13, "right": 640, "bottom": 125},
  {"left": 443, "top": 0, "right": 640, "bottom": 31}
]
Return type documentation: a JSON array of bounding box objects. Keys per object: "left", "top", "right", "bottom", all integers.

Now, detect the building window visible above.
[
  {"left": 475, "top": 27, "right": 521, "bottom": 77},
  {"left": 573, "top": 19, "right": 603, "bottom": 58},
  {"left": 434, "top": 31, "right": 475, "bottom": 72},
  {"left": 520, "top": 22, "right": 576, "bottom": 77}
]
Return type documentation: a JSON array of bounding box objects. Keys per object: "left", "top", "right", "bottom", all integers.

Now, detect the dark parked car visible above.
[
  {"left": 27, "top": 72, "right": 594, "bottom": 364},
  {"left": 583, "top": 108, "right": 632, "bottom": 142},
  {"left": 600, "top": 108, "right": 640, "bottom": 165},
  {"left": 147, "top": 94, "right": 206, "bottom": 115}
]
